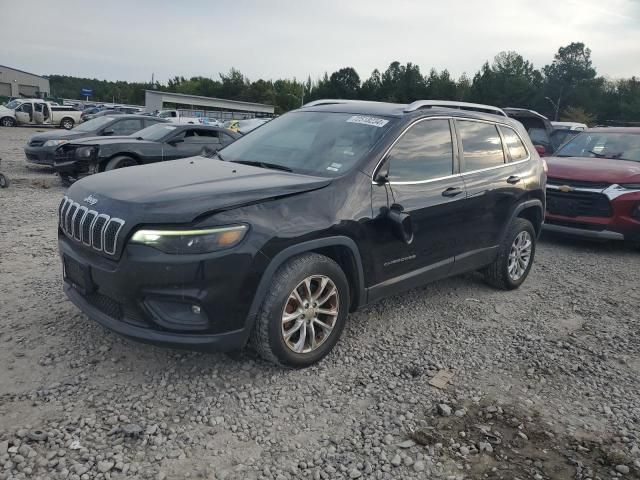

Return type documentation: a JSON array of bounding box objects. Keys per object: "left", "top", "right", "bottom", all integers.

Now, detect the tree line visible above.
[{"left": 48, "top": 42, "right": 640, "bottom": 125}]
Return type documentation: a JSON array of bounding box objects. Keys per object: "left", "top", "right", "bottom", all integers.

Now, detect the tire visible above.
[
  {"left": 0, "top": 117, "right": 16, "bottom": 127},
  {"left": 0, "top": 173, "right": 8, "bottom": 188},
  {"left": 250, "top": 253, "right": 350, "bottom": 367},
  {"left": 483, "top": 218, "right": 536, "bottom": 290},
  {"left": 60, "top": 118, "right": 75, "bottom": 130},
  {"left": 104, "top": 156, "right": 138, "bottom": 171}
]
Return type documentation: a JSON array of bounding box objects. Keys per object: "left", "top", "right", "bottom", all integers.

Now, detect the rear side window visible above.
[
  {"left": 457, "top": 120, "right": 505, "bottom": 172},
  {"left": 499, "top": 126, "right": 528, "bottom": 161},
  {"left": 111, "top": 119, "right": 142, "bottom": 135},
  {"left": 387, "top": 119, "right": 453, "bottom": 182}
]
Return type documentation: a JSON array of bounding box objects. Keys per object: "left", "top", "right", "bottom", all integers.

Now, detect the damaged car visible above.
[{"left": 58, "top": 99, "right": 545, "bottom": 367}]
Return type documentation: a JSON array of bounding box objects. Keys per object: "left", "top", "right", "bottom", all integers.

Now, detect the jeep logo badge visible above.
[{"left": 84, "top": 194, "right": 98, "bottom": 205}]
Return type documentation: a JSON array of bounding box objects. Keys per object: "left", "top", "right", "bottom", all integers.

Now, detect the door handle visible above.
[
  {"left": 506, "top": 175, "right": 521, "bottom": 184},
  {"left": 442, "top": 187, "right": 463, "bottom": 197}
]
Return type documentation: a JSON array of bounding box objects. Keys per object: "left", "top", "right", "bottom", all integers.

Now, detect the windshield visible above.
[
  {"left": 219, "top": 111, "right": 395, "bottom": 176},
  {"left": 555, "top": 132, "right": 640, "bottom": 162},
  {"left": 5, "top": 100, "right": 22, "bottom": 109},
  {"left": 133, "top": 123, "right": 177, "bottom": 141},
  {"left": 74, "top": 116, "right": 114, "bottom": 132}
]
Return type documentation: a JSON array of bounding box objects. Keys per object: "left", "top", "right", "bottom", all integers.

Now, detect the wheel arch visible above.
[
  {"left": 504, "top": 199, "right": 544, "bottom": 239},
  {"left": 247, "top": 236, "right": 366, "bottom": 322},
  {"left": 100, "top": 152, "right": 142, "bottom": 171}
]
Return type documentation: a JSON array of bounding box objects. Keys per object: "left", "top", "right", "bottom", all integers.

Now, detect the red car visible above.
[{"left": 544, "top": 127, "right": 640, "bottom": 245}]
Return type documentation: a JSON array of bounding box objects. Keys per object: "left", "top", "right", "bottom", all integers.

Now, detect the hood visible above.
[
  {"left": 29, "top": 129, "right": 91, "bottom": 142},
  {"left": 546, "top": 156, "right": 640, "bottom": 184},
  {"left": 66, "top": 157, "right": 332, "bottom": 224},
  {"left": 0, "top": 105, "right": 14, "bottom": 114}
]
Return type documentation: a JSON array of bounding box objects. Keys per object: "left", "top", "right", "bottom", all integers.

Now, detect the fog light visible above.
[{"left": 144, "top": 298, "right": 209, "bottom": 331}]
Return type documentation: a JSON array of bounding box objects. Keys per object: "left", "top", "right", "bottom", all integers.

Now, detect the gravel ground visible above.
[{"left": 0, "top": 126, "right": 639, "bottom": 480}]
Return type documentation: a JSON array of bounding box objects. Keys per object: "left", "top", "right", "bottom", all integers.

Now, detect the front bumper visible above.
[
  {"left": 24, "top": 145, "right": 56, "bottom": 166},
  {"left": 59, "top": 234, "right": 264, "bottom": 351},
  {"left": 64, "top": 284, "right": 249, "bottom": 351},
  {"left": 544, "top": 184, "right": 640, "bottom": 242}
]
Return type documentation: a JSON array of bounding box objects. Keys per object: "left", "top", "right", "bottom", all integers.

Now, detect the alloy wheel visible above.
[
  {"left": 508, "top": 231, "right": 532, "bottom": 281},
  {"left": 281, "top": 275, "right": 339, "bottom": 354}
]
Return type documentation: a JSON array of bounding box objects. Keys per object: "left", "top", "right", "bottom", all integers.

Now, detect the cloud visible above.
[{"left": 1, "top": 0, "right": 638, "bottom": 82}]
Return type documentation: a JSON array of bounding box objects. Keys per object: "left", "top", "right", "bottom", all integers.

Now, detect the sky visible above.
[{"left": 2, "top": 0, "right": 639, "bottom": 83}]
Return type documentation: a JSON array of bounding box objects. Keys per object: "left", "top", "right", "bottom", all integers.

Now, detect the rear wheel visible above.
[
  {"left": 0, "top": 117, "right": 16, "bottom": 127},
  {"left": 483, "top": 218, "right": 536, "bottom": 290},
  {"left": 104, "top": 156, "right": 138, "bottom": 171},
  {"left": 250, "top": 253, "right": 350, "bottom": 367},
  {"left": 60, "top": 117, "right": 75, "bottom": 130}
]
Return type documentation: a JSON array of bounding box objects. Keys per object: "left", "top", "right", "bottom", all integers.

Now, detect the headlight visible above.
[
  {"left": 75, "top": 146, "right": 97, "bottom": 159},
  {"left": 130, "top": 225, "right": 248, "bottom": 254},
  {"left": 619, "top": 183, "right": 640, "bottom": 189},
  {"left": 44, "top": 139, "right": 69, "bottom": 147}
]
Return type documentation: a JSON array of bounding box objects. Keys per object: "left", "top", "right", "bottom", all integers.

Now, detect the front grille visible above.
[
  {"left": 547, "top": 177, "right": 610, "bottom": 190},
  {"left": 59, "top": 196, "right": 125, "bottom": 255},
  {"left": 29, "top": 139, "right": 45, "bottom": 147},
  {"left": 546, "top": 189, "right": 612, "bottom": 218},
  {"left": 54, "top": 145, "right": 76, "bottom": 163}
]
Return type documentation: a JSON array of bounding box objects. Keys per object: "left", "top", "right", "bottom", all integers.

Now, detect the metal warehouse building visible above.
[
  {"left": 145, "top": 90, "right": 274, "bottom": 119},
  {"left": 0, "top": 65, "right": 50, "bottom": 98}
]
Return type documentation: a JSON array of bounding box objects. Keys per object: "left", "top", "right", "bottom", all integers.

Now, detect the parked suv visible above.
[{"left": 58, "top": 100, "right": 546, "bottom": 367}]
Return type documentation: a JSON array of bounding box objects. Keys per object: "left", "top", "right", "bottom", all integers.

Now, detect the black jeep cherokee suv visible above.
[{"left": 58, "top": 100, "right": 546, "bottom": 367}]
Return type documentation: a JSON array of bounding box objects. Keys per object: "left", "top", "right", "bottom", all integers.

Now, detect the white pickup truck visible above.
[
  {"left": 156, "top": 109, "right": 223, "bottom": 127},
  {"left": 0, "top": 99, "right": 82, "bottom": 130}
]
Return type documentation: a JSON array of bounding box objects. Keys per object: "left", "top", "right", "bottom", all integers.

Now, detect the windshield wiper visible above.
[
  {"left": 232, "top": 160, "right": 293, "bottom": 172},
  {"left": 588, "top": 150, "right": 606, "bottom": 158}
]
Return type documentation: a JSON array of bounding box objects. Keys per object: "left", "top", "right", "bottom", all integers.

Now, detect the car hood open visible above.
[
  {"left": 546, "top": 156, "right": 640, "bottom": 184},
  {"left": 66, "top": 156, "right": 332, "bottom": 224}
]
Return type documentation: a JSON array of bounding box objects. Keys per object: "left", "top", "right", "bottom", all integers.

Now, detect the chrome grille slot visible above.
[
  {"left": 58, "top": 196, "right": 125, "bottom": 256},
  {"left": 92, "top": 215, "right": 108, "bottom": 251},
  {"left": 82, "top": 211, "right": 97, "bottom": 245}
]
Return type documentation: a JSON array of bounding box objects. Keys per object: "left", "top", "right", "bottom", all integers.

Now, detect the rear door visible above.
[
  {"left": 368, "top": 118, "right": 468, "bottom": 299},
  {"left": 452, "top": 119, "right": 528, "bottom": 272}
]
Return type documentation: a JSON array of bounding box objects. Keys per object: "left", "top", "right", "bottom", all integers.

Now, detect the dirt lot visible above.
[{"left": 0, "top": 126, "right": 639, "bottom": 480}]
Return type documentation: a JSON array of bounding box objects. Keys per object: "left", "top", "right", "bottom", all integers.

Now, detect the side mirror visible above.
[
  {"left": 534, "top": 144, "right": 546, "bottom": 156},
  {"left": 102, "top": 129, "right": 114, "bottom": 136},
  {"left": 387, "top": 204, "right": 413, "bottom": 244},
  {"left": 168, "top": 138, "right": 184, "bottom": 146},
  {"left": 374, "top": 161, "right": 390, "bottom": 185}
]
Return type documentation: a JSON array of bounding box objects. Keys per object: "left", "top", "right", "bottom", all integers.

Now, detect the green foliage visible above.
[
  {"left": 47, "top": 42, "right": 640, "bottom": 123},
  {"left": 560, "top": 106, "right": 596, "bottom": 126}
]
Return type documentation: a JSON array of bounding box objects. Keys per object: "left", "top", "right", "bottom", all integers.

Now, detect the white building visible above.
[{"left": 0, "top": 65, "right": 50, "bottom": 98}]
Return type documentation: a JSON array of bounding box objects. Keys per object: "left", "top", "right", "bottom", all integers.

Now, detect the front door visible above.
[
  {"left": 14, "top": 103, "right": 32, "bottom": 125},
  {"left": 368, "top": 118, "right": 468, "bottom": 301},
  {"left": 163, "top": 129, "right": 221, "bottom": 160}
]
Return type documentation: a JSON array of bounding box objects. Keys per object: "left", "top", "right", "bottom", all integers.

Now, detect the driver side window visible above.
[{"left": 387, "top": 119, "right": 454, "bottom": 182}]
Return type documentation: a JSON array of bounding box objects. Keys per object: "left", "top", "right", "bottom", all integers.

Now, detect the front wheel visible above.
[
  {"left": 250, "top": 253, "right": 350, "bottom": 367},
  {"left": 0, "top": 117, "right": 16, "bottom": 127},
  {"left": 60, "top": 117, "right": 75, "bottom": 130},
  {"left": 483, "top": 218, "right": 536, "bottom": 290}
]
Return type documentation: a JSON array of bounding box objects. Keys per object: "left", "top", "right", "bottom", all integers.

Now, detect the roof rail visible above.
[
  {"left": 404, "top": 100, "right": 507, "bottom": 117},
  {"left": 302, "top": 99, "right": 366, "bottom": 108}
]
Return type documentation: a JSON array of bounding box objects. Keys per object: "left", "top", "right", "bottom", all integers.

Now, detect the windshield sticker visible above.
[
  {"left": 327, "top": 162, "right": 342, "bottom": 172},
  {"left": 346, "top": 115, "right": 389, "bottom": 128}
]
